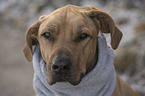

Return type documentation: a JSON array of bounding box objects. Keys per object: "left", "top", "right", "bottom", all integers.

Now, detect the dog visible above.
[{"left": 23, "top": 5, "right": 139, "bottom": 96}]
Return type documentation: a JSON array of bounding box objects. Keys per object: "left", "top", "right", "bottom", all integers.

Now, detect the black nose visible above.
[{"left": 51, "top": 58, "right": 71, "bottom": 74}]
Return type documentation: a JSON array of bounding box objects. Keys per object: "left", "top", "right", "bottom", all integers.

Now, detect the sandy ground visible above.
[{"left": 0, "top": 25, "right": 34, "bottom": 96}]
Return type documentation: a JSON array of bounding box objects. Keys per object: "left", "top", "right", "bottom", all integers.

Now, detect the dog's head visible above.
[{"left": 23, "top": 5, "right": 122, "bottom": 85}]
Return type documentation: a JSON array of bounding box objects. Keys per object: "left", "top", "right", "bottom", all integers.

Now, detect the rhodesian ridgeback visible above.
[{"left": 23, "top": 5, "right": 139, "bottom": 96}]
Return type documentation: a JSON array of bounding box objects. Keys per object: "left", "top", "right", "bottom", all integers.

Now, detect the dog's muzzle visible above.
[{"left": 51, "top": 57, "right": 72, "bottom": 74}]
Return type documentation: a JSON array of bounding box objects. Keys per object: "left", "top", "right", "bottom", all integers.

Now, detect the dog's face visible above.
[
  {"left": 38, "top": 7, "right": 98, "bottom": 85},
  {"left": 23, "top": 5, "right": 122, "bottom": 85}
]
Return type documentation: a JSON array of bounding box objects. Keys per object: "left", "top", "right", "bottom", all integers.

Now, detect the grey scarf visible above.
[{"left": 33, "top": 32, "right": 116, "bottom": 96}]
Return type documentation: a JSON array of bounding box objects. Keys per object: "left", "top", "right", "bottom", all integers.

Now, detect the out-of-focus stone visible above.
[{"left": 135, "top": 22, "right": 145, "bottom": 33}]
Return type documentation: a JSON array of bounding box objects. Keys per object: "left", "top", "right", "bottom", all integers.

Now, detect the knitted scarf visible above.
[{"left": 33, "top": 32, "right": 116, "bottom": 96}]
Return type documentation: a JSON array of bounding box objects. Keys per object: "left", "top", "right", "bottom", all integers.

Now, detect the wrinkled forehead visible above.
[{"left": 39, "top": 6, "right": 96, "bottom": 33}]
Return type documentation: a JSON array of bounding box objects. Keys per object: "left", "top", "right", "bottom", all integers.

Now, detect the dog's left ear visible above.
[
  {"left": 83, "top": 5, "right": 123, "bottom": 50},
  {"left": 23, "top": 15, "right": 47, "bottom": 62}
]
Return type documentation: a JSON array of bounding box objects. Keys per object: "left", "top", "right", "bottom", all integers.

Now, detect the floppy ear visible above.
[
  {"left": 23, "top": 15, "right": 47, "bottom": 62},
  {"left": 84, "top": 5, "right": 123, "bottom": 50}
]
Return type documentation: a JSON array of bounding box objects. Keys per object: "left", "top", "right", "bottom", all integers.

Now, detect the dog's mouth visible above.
[
  {"left": 50, "top": 75, "right": 68, "bottom": 85},
  {"left": 48, "top": 72, "right": 84, "bottom": 86}
]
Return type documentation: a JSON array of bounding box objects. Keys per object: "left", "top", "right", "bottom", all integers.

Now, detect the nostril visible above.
[
  {"left": 63, "top": 65, "right": 69, "bottom": 70},
  {"left": 52, "top": 65, "right": 59, "bottom": 70}
]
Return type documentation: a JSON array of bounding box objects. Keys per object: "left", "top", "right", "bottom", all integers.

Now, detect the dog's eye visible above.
[
  {"left": 78, "top": 33, "right": 89, "bottom": 41},
  {"left": 41, "top": 32, "right": 53, "bottom": 40}
]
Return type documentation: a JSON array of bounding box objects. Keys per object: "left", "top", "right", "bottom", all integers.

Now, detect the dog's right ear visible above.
[
  {"left": 83, "top": 5, "right": 123, "bottom": 50},
  {"left": 23, "top": 15, "right": 47, "bottom": 62}
]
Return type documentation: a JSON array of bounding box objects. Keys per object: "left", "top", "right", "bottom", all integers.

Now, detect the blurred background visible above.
[{"left": 0, "top": 0, "right": 145, "bottom": 96}]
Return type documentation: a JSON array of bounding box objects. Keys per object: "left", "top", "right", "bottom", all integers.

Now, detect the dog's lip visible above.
[
  {"left": 49, "top": 78, "right": 80, "bottom": 86},
  {"left": 48, "top": 75, "right": 68, "bottom": 85},
  {"left": 48, "top": 74, "right": 84, "bottom": 86}
]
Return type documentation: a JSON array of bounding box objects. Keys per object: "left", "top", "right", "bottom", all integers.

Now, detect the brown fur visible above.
[{"left": 23, "top": 5, "right": 139, "bottom": 95}]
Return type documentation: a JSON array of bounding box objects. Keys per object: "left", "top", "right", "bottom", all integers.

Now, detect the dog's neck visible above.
[{"left": 86, "top": 42, "right": 98, "bottom": 75}]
